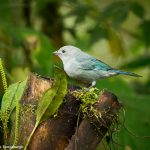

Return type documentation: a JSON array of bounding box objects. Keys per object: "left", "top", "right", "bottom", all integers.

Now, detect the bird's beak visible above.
[{"left": 53, "top": 51, "right": 59, "bottom": 55}]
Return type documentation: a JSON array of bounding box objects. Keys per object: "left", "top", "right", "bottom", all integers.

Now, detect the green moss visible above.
[
  {"left": 71, "top": 87, "right": 100, "bottom": 104},
  {"left": 71, "top": 87, "right": 103, "bottom": 120}
]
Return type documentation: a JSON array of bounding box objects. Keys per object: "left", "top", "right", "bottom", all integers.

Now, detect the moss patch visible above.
[{"left": 70, "top": 88, "right": 103, "bottom": 119}]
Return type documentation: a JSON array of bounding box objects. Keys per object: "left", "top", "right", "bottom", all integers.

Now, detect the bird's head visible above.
[{"left": 53, "top": 45, "right": 82, "bottom": 62}]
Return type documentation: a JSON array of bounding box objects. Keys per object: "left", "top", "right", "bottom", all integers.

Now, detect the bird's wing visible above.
[{"left": 76, "top": 56, "right": 112, "bottom": 71}]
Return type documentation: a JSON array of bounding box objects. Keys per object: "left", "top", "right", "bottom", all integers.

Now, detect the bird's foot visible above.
[
  {"left": 85, "top": 81, "right": 96, "bottom": 91},
  {"left": 87, "top": 81, "right": 96, "bottom": 88}
]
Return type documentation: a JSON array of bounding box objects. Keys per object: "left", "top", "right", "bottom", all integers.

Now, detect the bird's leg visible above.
[
  {"left": 75, "top": 81, "right": 96, "bottom": 92},
  {"left": 91, "top": 81, "right": 96, "bottom": 87},
  {"left": 86, "top": 81, "right": 96, "bottom": 90}
]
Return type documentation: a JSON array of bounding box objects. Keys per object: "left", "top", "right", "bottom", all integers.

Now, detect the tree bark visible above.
[{"left": 8, "top": 74, "right": 121, "bottom": 150}]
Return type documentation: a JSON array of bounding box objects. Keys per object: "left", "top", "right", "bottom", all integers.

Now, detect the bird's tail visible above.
[{"left": 112, "top": 69, "right": 142, "bottom": 77}]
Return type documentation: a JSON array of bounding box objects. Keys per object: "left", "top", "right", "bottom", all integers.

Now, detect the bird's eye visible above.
[{"left": 62, "top": 50, "right": 66, "bottom": 53}]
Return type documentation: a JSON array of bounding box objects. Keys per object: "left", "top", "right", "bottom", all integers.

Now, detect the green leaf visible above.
[
  {"left": 1, "top": 78, "right": 27, "bottom": 145},
  {"left": 1, "top": 79, "right": 28, "bottom": 116},
  {"left": 36, "top": 67, "right": 67, "bottom": 123},
  {"left": 35, "top": 77, "right": 59, "bottom": 123},
  {"left": 100, "top": 1, "right": 130, "bottom": 27},
  {"left": 42, "top": 69, "right": 67, "bottom": 121},
  {"left": 131, "top": 2, "right": 145, "bottom": 18},
  {"left": 88, "top": 24, "right": 109, "bottom": 44},
  {"left": 68, "top": 5, "right": 92, "bottom": 25}
]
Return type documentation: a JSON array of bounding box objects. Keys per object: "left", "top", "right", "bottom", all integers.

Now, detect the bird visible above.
[{"left": 53, "top": 45, "right": 141, "bottom": 87}]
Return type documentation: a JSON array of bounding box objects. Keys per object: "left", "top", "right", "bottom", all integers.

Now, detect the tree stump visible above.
[{"left": 8, "top": 73, "right": 121, "bottom": 150}]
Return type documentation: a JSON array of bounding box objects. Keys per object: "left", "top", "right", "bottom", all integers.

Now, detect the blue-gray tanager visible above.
[{"left": 53, "top": 45, "right": 141, "bottom": 87}]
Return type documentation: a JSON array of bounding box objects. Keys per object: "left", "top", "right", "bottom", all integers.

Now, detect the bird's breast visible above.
[{"left": 64, "top": 60, "right": 80, "bottom": 78}]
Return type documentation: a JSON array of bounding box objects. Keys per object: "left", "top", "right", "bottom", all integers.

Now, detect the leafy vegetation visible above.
[{"left": 0, "top": 59, "right": 28, "bottom": 147}]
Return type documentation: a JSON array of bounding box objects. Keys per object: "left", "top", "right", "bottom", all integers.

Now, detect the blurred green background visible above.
[{"left": 0, "top": 0, "right": 150, "bottom": 149}]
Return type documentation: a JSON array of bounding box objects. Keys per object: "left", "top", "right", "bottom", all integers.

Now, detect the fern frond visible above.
[
  {"left": 0, "top": 58, "right": 7, "bottom": 93},
  {"left": 13, "top": 104, "right": 20, "bottom": 146}
]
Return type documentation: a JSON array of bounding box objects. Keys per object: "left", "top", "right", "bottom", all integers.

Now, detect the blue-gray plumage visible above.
[{"left": 53, "top": 45, "right": 141, "bottom": 86}]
